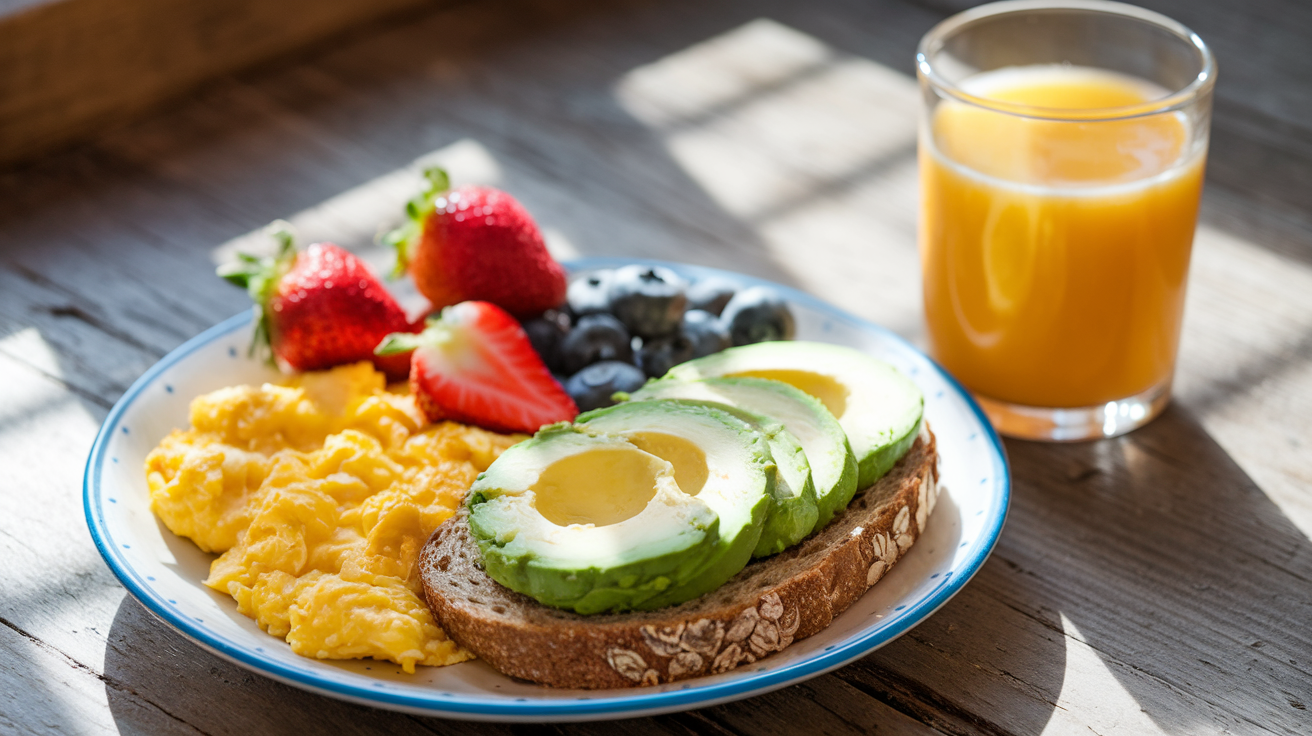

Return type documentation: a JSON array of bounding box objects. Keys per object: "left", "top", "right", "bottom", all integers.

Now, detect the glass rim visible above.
[{"left": 916, "top": 0, "right": 1216, "bottom": 122}]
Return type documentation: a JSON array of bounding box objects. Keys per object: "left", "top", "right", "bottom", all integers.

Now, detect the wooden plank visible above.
[
  {"left": 856, "top": 409, "right": 1312, "bottom": 735},
  {"left": 0, "top": 618, "right": 196, "bottom": 736},
  {"left": 0, "top": 0, "right": 467, "bottom": 166},
  {"left": 0, "top": 266, "right": 166, "bottom": 403},
  {"left": 0, "top": 0, "right": 1311, "bottom": 734},
  {"left": 697, "top": 674, "right": 946, "bottom": 736}
]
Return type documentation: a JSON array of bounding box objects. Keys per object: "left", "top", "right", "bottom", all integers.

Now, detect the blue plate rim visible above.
[{"left": 84, "top": 258, "right": 1010, "bottom": 720}]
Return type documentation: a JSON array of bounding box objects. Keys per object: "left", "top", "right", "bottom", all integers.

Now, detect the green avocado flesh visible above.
[
  {"left": 665, "top": 341, "right": 924, "bottom": 490},
  {"left": 631, "top": 376, "right": 855, "bottom": 549},
  {"left": 468, "top": 404, "right": 773, "bottom": 614}
]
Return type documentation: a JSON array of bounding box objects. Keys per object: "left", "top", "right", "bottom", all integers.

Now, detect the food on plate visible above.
[
  {"left": 607, "top": 264, "right": 688, "bottom": 339},
  {"left": 420, "top": 423, "right": 938, "bottom": 689},
  {"left": 158, "top": 220, "right": 926, "bottom": 688},
  {"left": 557, "top": 313, "right": 633, "bottom": 376},
  {"left": 667, "top": 341, "right": 923, "bottom": 489},
  {"left": 634, "top": 333, "right": 696, "bottom": 379},
  {"left": 565, "top": 270, "right": 613, "bottom": 318},
  {"left": 384, "top": 168, "right": 567, "bottom": 318},
  {"left": 629, "top": 375, "right": 854, "bottom": 533},
  {"left": 538, "top": 269, "right": 795, "bottom": 411},
  {"left": 519, "top": 310, "right": 570, "bottom": 372},
  {"left": 376, "top": 301, "right": 578, "bottom": 434},
  {"left": 618, "top": 390, "right": 820, "bottom": 559},
  {"left": 468, "top": 402, "right": 773, "bottom": 614},
  {"left": 217, "top": 223, "right": 418, "bottom": 381},
  {"left": 419, "top": 341, "right": 932, "bottom": 687},
  {"left": 686, "top": 275, "right": 738, "bottom": 316},
  {"left": 145, "top": 362, "right": 520, "bottom": 672},
  {"left": 681, "top": 309, "right": 731, "bottom": 358},
  {"left": 564, "top": 360, "right": 647, "bottom": 411},
  {"left": 719, "top": 285, "right": 797, "bottom": 346}
]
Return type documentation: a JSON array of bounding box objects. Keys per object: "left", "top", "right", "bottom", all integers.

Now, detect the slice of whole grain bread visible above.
[{"left": 419, "top": 424, "right": 939, "bottom": 689}]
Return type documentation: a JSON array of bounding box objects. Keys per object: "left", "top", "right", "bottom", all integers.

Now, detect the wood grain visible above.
[
  {"left": 0, "top": 0, "right": 462, "bottom": 166},
  {"left": 0, "top": 0, "right": 1310, "bottom": 733}
]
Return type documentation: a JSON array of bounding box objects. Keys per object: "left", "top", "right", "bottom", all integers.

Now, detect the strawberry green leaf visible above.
[
  {"left": 215, "top": 220, "right": 299, "bottom": 364},
  {"left": 382, "top": 166, "right": 451, "bottom": 278},
  {"left": 374, "top": 332, "right": 423, "bottom": 356}
]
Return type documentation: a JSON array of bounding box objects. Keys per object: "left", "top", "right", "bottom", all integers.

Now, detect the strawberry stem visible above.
[
  {"left": 381, "top": 166, "right": 451, "bottom": 279},
  {"left": 376, "top": 308, "right": 458, "bottom": 355},
  {"left": 215, "top": 220, "right": 298, "bottom": 363},
  {"left": 374, "top": 332, "right": 423, "bottom": 356}
]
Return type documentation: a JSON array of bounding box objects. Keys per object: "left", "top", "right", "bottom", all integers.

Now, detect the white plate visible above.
[{"left": 85, "top": 258, "right": 1009, "bottom": 722}]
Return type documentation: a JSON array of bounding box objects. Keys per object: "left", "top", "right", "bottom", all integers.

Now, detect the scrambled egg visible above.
[{"left": 145, "top": 362, "right": 519, "bottom": 672}]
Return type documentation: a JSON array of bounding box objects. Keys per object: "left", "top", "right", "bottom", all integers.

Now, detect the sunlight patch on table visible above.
[
  {"left": 0, "top": 621, "right": 115, "bottom": 735},
  {"left": 615, "top": 19, "right": 918, "bottom": 221},
  {"left": 0, "top": 327, "right": 67, "bottom": 388},
  {"left": 616, "top": 18, "right": 834, "bottom": 129},
  {"left": 207, "top": 138, "right": 505, "bottom": 316},
  {"left": 613, "top": 18, "right": 922, "bottom": 335},
  {"left": 0, "top": 348, "right": 129, "bottom": 674},
  {"left": 1046, "top": 614, "right": 1170, "bottom": 735},
  {"left": 1175, "top": 219, "right": 1312, "bottom": 539},
  {"left": 208, "top": 138, "right": 502, "bottom": 264}
]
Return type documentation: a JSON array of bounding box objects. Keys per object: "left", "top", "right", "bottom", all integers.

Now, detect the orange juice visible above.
[{"left": 920, "top": 65, "right": 1205, "bottom": 408}]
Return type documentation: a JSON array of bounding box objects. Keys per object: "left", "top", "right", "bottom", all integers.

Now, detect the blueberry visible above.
[
  {"left": 566, "top": 361, "right": 648, "bottom": 411},
  {"left": 681, "top": 309, "right": 731, "bottom": 358},
  {"left": 557, "top": 314, "right": 633, "bottom": 375},
  {"left": 607, "top": 265, "right": 687, "bottom": 338},
  {"left": 720, "top": 286, "right": 795, "bottom": 346},
  {"left": 566, "top": 271, "right": 614, "bottom": 318},
  {"left": 521, "top": 310, "right": 570, "bottom": 371},
  {"left": 687, "top": 276, "right": 739, "bottom": 316},
  {"left": 635, "top": 334, "right": 696, "bottom": 378}
]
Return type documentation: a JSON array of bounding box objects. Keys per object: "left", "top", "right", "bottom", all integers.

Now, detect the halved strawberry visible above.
[{"left": 376, "top": 301, "right": 578, "bottom": 433}]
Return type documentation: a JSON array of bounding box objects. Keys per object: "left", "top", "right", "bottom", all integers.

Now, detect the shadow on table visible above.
[
  {"left": 1002, "top": 406, "right": 1312, "bottom": 732},
  {"left": 796, "top": 403, "right": 1312, "bottom": 735},
  {"left": 103, "top": 592, "right": 919, "bottom": 735}
]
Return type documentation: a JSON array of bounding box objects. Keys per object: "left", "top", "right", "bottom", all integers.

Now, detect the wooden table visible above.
[{"left": 2, "top": 0, "right": 1309, "bottom": 733}]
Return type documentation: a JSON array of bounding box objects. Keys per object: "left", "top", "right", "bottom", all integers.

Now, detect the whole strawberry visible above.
[
  {"left": 377, "top": 301, "right": 578, "bottom": 434},
  {"left": 219, "top": 222, "right": 418, "bottom": 380},
  {"left": 384, "top": 168, "right": 567, "bottom": 318}
]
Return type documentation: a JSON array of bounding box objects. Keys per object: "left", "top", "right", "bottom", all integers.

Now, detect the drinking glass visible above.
[{"left": 917, "top": 0, "right": 1215, "bottom": 440}]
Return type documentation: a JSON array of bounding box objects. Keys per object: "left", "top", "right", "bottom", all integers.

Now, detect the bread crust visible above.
[{"left": 419, "top": 424, "right": 939, "bottom": 689}]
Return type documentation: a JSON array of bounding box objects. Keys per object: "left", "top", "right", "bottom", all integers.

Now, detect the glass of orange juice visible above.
[{"left": 917, "top": 0, "right": 1215, "bottom": 441}]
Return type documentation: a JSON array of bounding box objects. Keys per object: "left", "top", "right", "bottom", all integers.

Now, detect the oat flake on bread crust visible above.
[{"left": 419, "top": 424, "right": 939, "bottom": 689}]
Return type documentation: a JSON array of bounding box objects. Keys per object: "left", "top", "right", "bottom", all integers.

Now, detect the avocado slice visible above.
[
  {"left": 468, "top": 405, "right": 773, "bottom": 614},
  {"left": 666, "top": 341, "right": 923, "bottom": 490},
  {"left": 626, "top": 387, "right": 821, "bottom": 557},
  {"left": 630, "top": 376, "right": 855, "bottom": 544}
]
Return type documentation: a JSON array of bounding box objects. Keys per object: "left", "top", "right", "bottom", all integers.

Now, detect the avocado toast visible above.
[
  {"left": 418, "top": 341, "right": 936, "bottom": 688},
  {"left": 419, "top": 424, "right": 937, "bottom": 689}
]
